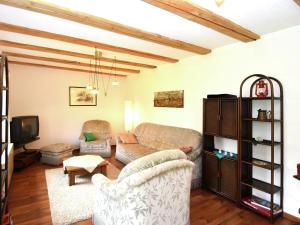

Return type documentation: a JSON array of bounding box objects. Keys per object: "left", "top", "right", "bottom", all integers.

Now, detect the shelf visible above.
[
  {"left": 242, "top": 97, "right": 281, "bottom": 100},
  {"left": 1, "top": 115, "right": 7, "bottom": 121},
  {"left": 293, "top": 175, "right": 300, "bottom": 181},
  {"left": 1, "top": 143, "right": 7, "bottom": 155},
  {"left": 241, "top": 178, "right": 281, "bottom": 194},
  {"left": 241, "top": 195, "right": 282, "bottom": 218},
  {"left": 242, "top": 118, "right": 282, "bottom": 122},
  {"left": 1, "top": 170, "right": 7, "bottom": 188},
  {"left": 242, "top": 158, "right": 280, "bottom": 170},
  {"left": 0, "top": 87, "right": 8, "bottom": 91},
  {"left": 242, "top": 138, "right": 281, "bottom": 146}
]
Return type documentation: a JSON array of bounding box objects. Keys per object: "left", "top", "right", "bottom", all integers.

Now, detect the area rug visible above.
[{"left": 45, "top": 163, "right": 120, "bottom": 225}]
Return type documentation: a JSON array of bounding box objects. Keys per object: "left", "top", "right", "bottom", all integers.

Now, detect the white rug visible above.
[{"left": 45, "top": 163, "right": 120, "bottom": 225}]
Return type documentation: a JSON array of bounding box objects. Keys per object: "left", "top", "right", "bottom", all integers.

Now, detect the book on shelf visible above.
[{"left": 242, "top": 196, "right": 282, "bottom": 216}]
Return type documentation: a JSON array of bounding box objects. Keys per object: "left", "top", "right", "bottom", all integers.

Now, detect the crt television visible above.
[{"left": 10, "top": 116, "right": 39, "bottom": 145}]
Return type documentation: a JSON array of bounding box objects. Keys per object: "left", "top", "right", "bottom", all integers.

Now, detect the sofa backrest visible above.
[{"left": 134, "top": 122, "right": 201, "bottom": 150}]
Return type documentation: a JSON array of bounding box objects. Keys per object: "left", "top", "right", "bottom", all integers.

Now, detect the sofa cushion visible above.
[{"left": 134, "top": 123, "right": 201, "bottom": 150}]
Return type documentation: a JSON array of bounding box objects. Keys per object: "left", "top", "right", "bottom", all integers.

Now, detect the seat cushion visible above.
[{"left": 40, "top": 143, "right": 77, "bottom": 154}]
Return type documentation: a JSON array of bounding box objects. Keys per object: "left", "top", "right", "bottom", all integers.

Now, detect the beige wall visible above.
[
  {"left": 9, "top": 66, "right": 127, "bottom": 147},
  {"left": 126, "top": 25, "right": 300, "bottom": 218}
]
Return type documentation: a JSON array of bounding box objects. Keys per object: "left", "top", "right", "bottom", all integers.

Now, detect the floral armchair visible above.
[
  {"left": 92, "top": 149, "right": 194, "bottom": 225},
  {"left": 79, "top": 120, "right": 112, "bottom": 157}
]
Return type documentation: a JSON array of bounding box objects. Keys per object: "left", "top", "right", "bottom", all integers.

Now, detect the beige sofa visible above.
[{"left": 116, "top": 122, "right": 202, "bottom": 189}]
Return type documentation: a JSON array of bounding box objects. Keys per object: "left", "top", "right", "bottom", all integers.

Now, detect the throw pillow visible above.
[
  {"left": 84, "top": 132, "right": 96, "bottom": 142},
  {"left": 178, "top": 145, "right": 193, "bottom": 154},
  {"left": 119, "top": 133, "right": 138, "bottom": 144}
]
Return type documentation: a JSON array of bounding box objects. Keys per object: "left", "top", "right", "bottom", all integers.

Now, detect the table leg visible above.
[
  {"left": 68, "top": 173, "right": 75, "bottom": 186},
  {"left": 101, "top": 165, "right": 107, "bottom": 176}
]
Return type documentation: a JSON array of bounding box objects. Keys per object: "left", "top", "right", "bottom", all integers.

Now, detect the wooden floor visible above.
[{"left": 8, "top": 150, "right": 295, "bottom": 225}]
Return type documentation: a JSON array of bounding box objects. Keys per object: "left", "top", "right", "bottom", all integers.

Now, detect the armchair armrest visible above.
[
  {"left": 92, "top": 174, "right": 129, "bottom": 200},
  {"left": 116, "top": 135, "right": 123, "bottom": 145}
]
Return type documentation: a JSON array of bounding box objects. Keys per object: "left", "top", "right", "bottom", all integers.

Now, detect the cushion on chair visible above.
[
  {"left": 118, "top": 149, "right": 187, "bottom": 180},
  {"left": 84, "top": 132, "right": 97, "bottom": 142},
  {"left": 118, "top": 133, "right": 138, "bottom": 144}
]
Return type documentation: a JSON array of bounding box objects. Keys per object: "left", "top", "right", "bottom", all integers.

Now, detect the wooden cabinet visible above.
[
  {"left": 202, "top": 97, "right": 238, "bottom": 202},
  {"left": 204, "top": 98, "right": 238, "bottom": 139},
  {"left": 203, "top": 151, "right": 219, "bottom": 192},
  {"left": 203, "top": 151, "right": 238, "bottom": 202}
]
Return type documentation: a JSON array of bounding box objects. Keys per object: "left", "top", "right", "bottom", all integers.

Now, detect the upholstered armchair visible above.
[
  {"left": 79, "top": 120, "right": 112, "bottom": 157},
  {"left": 92, "top": 149, "right": 194, "bottom": 225}
]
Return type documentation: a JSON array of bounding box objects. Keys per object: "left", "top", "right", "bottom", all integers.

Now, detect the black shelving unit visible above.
[
  {"left": 0, "top": 54, "right": 9, "bottom": 224},
  {"left": 239, "top": 74, "right": 283, "bottom": 222}
]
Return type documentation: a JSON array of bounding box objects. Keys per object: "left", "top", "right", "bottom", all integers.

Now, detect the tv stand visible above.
[{"left": 14, "top": 137, "right": 41, "bottom": 171}]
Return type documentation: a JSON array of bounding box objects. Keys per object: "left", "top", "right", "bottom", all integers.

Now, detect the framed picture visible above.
[
  {"left": 154, "top": 90, "right": 184, "bottom": 108},
  {"left": 69, "top": 86, "right": 97, "bottom": 106}
]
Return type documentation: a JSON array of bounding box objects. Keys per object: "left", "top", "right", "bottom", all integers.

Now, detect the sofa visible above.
[
  {"left": 116, "top": 122, "right": 202, "bottom": 189},
  {"left": 92, "top": 149, "right": 194, "bottom": 225}
]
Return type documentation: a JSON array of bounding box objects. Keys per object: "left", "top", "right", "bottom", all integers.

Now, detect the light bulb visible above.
[
  {"left": 86, "top": 85, "right": 93, "bottom": 90},
  {"left": 90, "top": 89, "right": 99, "bottom": 95},
  {"left": 215, "top": 0, "right": 224, "bottom": 7},
  {"left": 112, "top": 81, "right": 119, "bottom": 86}
]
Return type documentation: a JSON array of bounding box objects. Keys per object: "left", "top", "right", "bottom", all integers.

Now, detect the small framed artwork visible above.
[
  {"left": 154, "top": 90, "right": 184, "bottom": 108},
  {"left": 69, "top": 86, "right": 97, "bottom": 106}
]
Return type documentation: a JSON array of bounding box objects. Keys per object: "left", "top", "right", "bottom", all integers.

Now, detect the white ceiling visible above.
[{"left": 0, "top": 0, "right": 299, "bottom": 74}]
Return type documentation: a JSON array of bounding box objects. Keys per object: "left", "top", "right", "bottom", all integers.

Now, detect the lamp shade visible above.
[{"left": 124, "top": 100, "right": 133, "bottom": 132}]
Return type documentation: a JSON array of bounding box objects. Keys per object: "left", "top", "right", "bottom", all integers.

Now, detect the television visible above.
[{"left": 10, "top": 116, "right": 39, "bottom": 145}]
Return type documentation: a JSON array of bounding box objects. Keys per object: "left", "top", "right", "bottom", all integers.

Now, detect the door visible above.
[
  {"left": 204, "top": 151, "right": 219, "bottom": 192},
  {"left": 204, "top": 99, "right": 219, "bottom": 135},
  {"left": 220, "top": 158, "right": 237, "bottom": 201},
  {"left": 220, "top": 99, "right": 238, "bottom": 138}
]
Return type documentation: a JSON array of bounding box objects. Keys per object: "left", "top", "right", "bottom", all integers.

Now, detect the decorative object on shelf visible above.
[
  {"left": 213, "top": 149, "right": 237, "bottom": 159},
  {"left": 297, "top": 163, "right": 300, "bottom": 179},
  {"left": 267, "top": 110, "right": 272, "bottom": 119},
  {"left": 255, "top": 137, "right": 263, "bottom": 142},
  {"left": 242, "top": 196, "right": 282, "bottom": 217},
  {"left": 257, "top": 109, "right": 267, "bottom": 120},
  {"left": 255, "top": 80, "right": 269, "bottom": 98},
  {"left": 154, "top": 90, "right": 184, "bottom": 108},
  {"left": 69, "top": 86, "right": 97, "bottom": 106}
]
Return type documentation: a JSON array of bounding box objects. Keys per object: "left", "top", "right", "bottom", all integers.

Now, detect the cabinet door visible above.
[
  {"left": 220, "top": 158, "right": 237, "bottom": 201},
  {"left": 220, "top": 99, "right": 238, "bottom": 138},
  {"left": 204, "top": 152, "right": 219, "bottom": 192},
  {"left": 204, "top": 99, "right": 219, "bottom": 135}
]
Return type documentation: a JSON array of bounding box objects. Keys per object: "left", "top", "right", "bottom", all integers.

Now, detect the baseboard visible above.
[{"left": 284, "top": 212, "right": 300, "bottom": 223}]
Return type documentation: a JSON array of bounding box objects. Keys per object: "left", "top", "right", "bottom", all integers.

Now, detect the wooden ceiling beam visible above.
[
  {"left": 0, "top": 0, "right": 211, "bottom": 54},
  {"left": 0, "top": 22, "right": 178, "bottom": 63},
  {"left": 3, "top": 51, "right": 140, "bottom": 74},
  {"left": 9, "top": 60, "right": 127, "bottom": 77},
  {"left": 142, "top": 0, "right": 260, "bottom": 42},
  {"left": 0, "top": 40, "right": 157, "bottom": 69},
  {"left": 294, "top": 0, "right": 300, "bottom": 6}
]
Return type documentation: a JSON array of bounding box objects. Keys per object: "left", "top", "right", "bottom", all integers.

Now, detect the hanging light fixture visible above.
[
  {"left": 87, "top": 48, "right": 101, "bottom": 95},
  {"left": 112, "top": 56, "right": 119, "bottom": 86}
]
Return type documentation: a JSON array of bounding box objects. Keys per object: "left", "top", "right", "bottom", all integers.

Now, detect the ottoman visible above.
[{"left": 40, "top": 143, "right": 77, "bottom": 166}]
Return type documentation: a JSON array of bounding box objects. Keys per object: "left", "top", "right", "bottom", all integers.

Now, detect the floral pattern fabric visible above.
[{"left": 92, "top": 150, "right": 194, "bottom": 225}]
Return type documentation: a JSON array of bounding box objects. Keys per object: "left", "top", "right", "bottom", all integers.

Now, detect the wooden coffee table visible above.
[{"left": 64, "top": 160, "right": 109, "bottom": 186}]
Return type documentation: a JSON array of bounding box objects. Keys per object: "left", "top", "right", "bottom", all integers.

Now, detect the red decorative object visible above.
[{"left": 255, "top": 80, "right": 269, "bottom": 98}]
